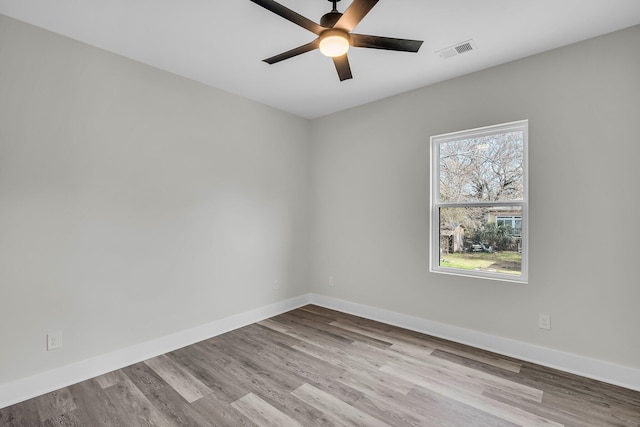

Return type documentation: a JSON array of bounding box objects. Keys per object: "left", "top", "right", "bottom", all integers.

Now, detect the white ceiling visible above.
[{"left": 1, "top": 0, "right": 639, "bottom": 118}]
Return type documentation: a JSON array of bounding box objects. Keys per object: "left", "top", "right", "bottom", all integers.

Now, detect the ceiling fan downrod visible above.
[{"left": 321, "top": 0, "right": 343, "bottom": 27}]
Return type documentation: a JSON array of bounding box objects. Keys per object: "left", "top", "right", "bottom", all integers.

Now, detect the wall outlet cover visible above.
[
  {"left": 47, "top": 331, "right": 62, "bottom": 351},
  {"left": 539, "top": 313, "right": 551, "bottom": 330}
]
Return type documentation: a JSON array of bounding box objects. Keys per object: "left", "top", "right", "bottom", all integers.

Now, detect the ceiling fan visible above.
[{"left": 250, "top": 0, "right": 424, "bottom": 81}]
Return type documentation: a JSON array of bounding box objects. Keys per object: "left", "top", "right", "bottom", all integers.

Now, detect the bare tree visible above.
[{"left": 439, "top": 131, "right": 524, "bottom": 203}]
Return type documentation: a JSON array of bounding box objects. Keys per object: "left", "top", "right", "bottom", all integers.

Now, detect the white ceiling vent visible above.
[{"left": 436, "top": 39, "right": 478, "bottom": 59}]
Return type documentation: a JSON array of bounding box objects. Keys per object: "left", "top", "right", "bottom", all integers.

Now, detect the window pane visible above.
[
  {"left": 439, "top": 131, "right": 524, "bottom": 202},
  {"left": 514, "top": 219, "right": 522, "bottom": 237},
  {"left": 439, "top": 206, "right": 522, "bottom": 276}
]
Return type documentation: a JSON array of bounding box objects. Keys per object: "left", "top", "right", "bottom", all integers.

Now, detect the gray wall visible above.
[
  {"left": 310, "top": 25, "right": 640, "bottom": 369},
  {"left": 0, "top": 15, "right": 311, "bottom": 383}
]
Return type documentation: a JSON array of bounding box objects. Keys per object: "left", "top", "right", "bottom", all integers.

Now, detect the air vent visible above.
[{"left": 436, "top": 39, "right": 477, "bottom": 59}]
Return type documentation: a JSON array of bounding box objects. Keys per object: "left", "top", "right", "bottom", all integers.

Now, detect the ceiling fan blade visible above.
[
  {"left": 263, "top": 40, "right": 320, "bottom": 64},
  {"left": 351, "top": 34, "right": 423, "bottom": 52},
  {"left": 333, "top": 54, "right": 353, "bottom": 81},
  {"left": 334, "top": 0, "right": 379, "bottom": 32},
  {"left": 250, "top": 0, "right": 324, "bottom": 35}
]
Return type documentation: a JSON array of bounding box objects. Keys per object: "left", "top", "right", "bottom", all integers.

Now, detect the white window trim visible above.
[{"left": 429, "top": 120, "right": 529, "bottom": 284}]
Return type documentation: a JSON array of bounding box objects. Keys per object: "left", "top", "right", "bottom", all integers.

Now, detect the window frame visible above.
[{"left": 429, "top": 120, "right": 529, "bottom": 283}]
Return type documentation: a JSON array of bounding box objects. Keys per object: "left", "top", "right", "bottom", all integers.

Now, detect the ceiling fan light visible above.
[{"left": 319, "top": 30, "right": 350, "bottom": 57}]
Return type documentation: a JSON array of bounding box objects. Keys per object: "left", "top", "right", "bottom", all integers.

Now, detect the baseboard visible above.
[
  {"left": 308, "top": 293, "right": 640, "bottom": 392},
  {"left": 3, "top": 292, "right": 638, "bottom": 410},
  {"left": 0, "top": 294, "right": 312, "bottom": 410}
]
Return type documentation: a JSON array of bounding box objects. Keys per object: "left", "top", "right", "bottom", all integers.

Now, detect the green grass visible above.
[{"left": 440, "top": 251, "right": 521, "bottom": 275}]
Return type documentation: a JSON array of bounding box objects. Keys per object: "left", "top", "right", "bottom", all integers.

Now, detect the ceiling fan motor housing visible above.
[{"left": 320, "top": 10, "right": 342, "bottom": 27}]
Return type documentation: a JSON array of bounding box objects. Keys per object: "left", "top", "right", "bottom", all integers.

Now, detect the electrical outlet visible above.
[
  {"left": 273, "top": 280, "right": 280, "bottom": 290},
  {"left": 328, "top": 276, "right": 335, "bottom": 287},
  {"left": 47, "top": 331, "right": 62, "bottom": 351},
  {"left": 538, "top": 313, "right": 551, "bottom": 330}
]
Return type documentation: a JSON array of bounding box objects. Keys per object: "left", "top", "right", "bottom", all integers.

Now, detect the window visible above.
[
  {"left": 430, "top": 120, "right": 528, "bottom": 283},
  {"left": 496, "top": 216, "right": 522, "bottom": 237}
]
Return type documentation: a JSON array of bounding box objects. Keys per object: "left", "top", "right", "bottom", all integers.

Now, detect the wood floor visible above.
[{"left": 1, "top": 305, "right": 639, "bottom": 426}]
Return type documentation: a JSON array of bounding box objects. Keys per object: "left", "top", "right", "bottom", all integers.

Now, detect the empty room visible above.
[{"left": 1, "top": 0, "right": 639, "bottom": 425}]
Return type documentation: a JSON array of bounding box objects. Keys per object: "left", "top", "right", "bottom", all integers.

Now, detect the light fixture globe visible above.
[{"left": 319, "top": 29, "right": 350, "bottom": 57}]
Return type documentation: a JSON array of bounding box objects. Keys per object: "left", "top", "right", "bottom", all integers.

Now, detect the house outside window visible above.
[{"left": 430, "top": 120, "right": 528, "bottom": 283}]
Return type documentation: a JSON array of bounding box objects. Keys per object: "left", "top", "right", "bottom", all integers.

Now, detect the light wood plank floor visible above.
[{"left": 1, "top": 305, "right": 639, "bottom": 426}]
